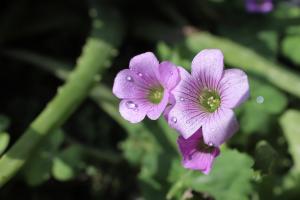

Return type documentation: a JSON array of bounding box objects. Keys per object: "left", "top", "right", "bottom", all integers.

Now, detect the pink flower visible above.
[
  {"left": 113, "top": 52, "right": 180, "bottom": 123},
  {"left": 245, "top": 0, "right": 273, "bottom": 13},
  {"left": 177, "top": 129, "right": 220, "bottom": 174},
  {"left": 168, "top": 49, "right": 249, "bottom": 146}
]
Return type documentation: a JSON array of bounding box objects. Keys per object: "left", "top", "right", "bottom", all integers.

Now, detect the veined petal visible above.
[
  {"left": 158, "top": 61, "right": 180, "bottom": 90},
  {"left": 168, "top": 67, "right": 206, "bottom": 138},
  {"left": 191, "top": 49, "right": 224, "bottom": 89},
  {"left": 129, "top": 52, "right": 159, "bottom": 81},
  {"left": 168, "top": 102, "right": 205, "bottom": 139},
  {"left": 113, "top": 69, "right": 148, "bottom": 99},
  {"left": 182, "top": 149, "right": 219, "bottom": 174},
  {"left": 202, "top": 108, "right": 239, "bottom": 146},
  {"left": 219, "top": 69, "right": 250, "bottom": 109},
  {"left": 177, "top": 130, "right": 220, "bottom": 174},
  {"left": 177, "top": 130, "right": 202, "bottom": 158},
  {"left": 172, "top": 67, "right": 200, "bottom": 101},
  {"left": 119, "top": 99, "right": 147, "bottom": 123},
  {"left": 147, "top": 91, "right": 169, "bottom": 120}
]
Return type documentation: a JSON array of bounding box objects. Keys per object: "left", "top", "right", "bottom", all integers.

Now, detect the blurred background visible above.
[{"left": 0, "top": 0, "right": 300, "bottom": 199}]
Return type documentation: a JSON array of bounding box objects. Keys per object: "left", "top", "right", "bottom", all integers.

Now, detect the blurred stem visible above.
[
  {"left": 66, "top": 136, "right": 122, "bottom": 164},
  {"left": 0, "top": 39, "right": 103, "bottom": 187},
  {"left": 0, "top": 2, "right": 123, "bottom": 187}
]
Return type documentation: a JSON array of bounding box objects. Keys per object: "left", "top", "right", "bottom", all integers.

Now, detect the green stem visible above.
[
  {"left": 0, "top": 3, "right": 123, "bottom": 187},
  {"left": 66, "top": 136, "right": 122, "bottom": 164}
]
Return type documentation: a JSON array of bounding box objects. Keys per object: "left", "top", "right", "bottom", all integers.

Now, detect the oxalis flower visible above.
[
  {"left": 178, "top": 129, "right": 220, "bottom": 174},
  {"left": 245, "top": 0, "right": 273, "bottom": 13},
  {"left": 113, "top": 52, "right": 179, "bottom": 123},
  {"left": 168, "top": 49, "right": 249, "bottom": 146}
]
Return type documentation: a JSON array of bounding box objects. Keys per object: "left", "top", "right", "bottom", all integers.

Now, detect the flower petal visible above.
[
  {"left": 219, "top": 69, "right": 250, "bottom": 109},
  {"left": 191, "top": 49, "right": 224, "bottom": 89},
  {"left": 163, "top": 94, "right": 176, "bottom": 121},
  {"left": 158, "top": 61, "right": 180, "bottom": 90},
  {"left": 147, "top": 91, "right": 169, "bottom": 120},
  {"left": 182, "top": 149, "right": 219, "bottom": 174},
  {"left": 177, "top": 130, "right": 220, "bottom": 174},
  {"left": 168, "top": 67, "right": 206, "bottom": 138},
  {"left": 168, "top": 102, "right": 206, "bottom": 139},
  {"left": 177, "top": 130, "right": 202, "bottom": 158},
  {"left": 129, "top": 52, "right": 159, "bottom": 80},
  {"left": 119, "top": 99, "right": 147, "bottom": 123},
  {"left": 112, "top": 69, "right": 148, "bottom": 99},
  {"left": 202, "top": 108, "right": 239, "bottom": 146}
]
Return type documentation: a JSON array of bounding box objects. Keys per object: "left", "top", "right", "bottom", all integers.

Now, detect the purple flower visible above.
[
  {"left": 168, "top": 49, "right": 249, "bottom": 146},
  {"left": 113, "top": 52, "right": 180, "bottom": 123},
  {"left": 245, "top": 0, "right": 273, "bottom": 13},
  {"left": 177, "top": 129, "right": 220, "bottom": 174}
]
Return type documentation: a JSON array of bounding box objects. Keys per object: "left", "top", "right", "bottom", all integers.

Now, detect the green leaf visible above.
[
  {"left": 52, "top": 157, "right": 74, "bottom": 181},
  {"left": 0, "top": 115, "right": 10, "bottom": 132},
  {"left": 22, "top": 129, "right": 64, "bottom": 186},
  {"left": 280, "top": 110, "right": 300, "bottom": 174},
  {"left": 249, "top": 78, "right": 287, "bottom": 114},
  {"left": 254, "top": 140, "right": 278, "bottom": 174},
  {"left": 52, "top": 145, "right": 84, "bottom": 181},
  {"left": 282, "top": 35, "right": 300, "bottom": 66},
  {"left": 168, "top": 149, "right": 254, "bottom": 200},
  {"left": 156, "top": 42, "right": 190, "bottom": 69},
  {"left": 239, "top": 77, "right": 287, "bottom": 134},
  {"left": 240, "top": 103, "right": 271, "bottom": 134},
  {"left": 0, "top": 132, "right": 10, "bottom": 155}
]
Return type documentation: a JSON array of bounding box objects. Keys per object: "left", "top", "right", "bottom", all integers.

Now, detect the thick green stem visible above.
[
  {"left": 0, "top": 40, "right": 104, "bottom": 187},
  {"left": 0, "top": 3, "right": 123, "bottom": 187}
]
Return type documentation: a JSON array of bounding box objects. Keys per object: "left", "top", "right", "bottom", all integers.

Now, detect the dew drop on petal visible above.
[
  {"left": 208, "top": 142, "right": 214, "bottom": 147},
  {"left": 138, "top": 72, "right": 143, "bottom": 77},
  {"left": 256, "top": 96, "right": 264, "bottom": 104},
  {"left": 171, "top": 117, "right": 177, "bottom": 123},
  {"left": 180, "top": 97, "right": 184, "bottom": 101},
  {"left": 126, "top": 76, "right": 133, "bottom": 82},
  {"left": 126, "top": 101, "right": 138, "bottom": 110}
]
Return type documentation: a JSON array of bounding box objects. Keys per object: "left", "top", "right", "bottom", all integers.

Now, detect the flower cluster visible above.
[{"left": 113, "top": 49, "right": 249, "bottom": 174}]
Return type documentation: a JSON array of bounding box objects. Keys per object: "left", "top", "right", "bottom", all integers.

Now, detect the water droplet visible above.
[
  {"left": 171, "top": 117, "right": 177, "bottom": 123},
  {"left": 126, "top": 76, "right": 133, "bottom": 82},
  {"left": 256, "top": 96, "right": 264, "bottom": 104},
  {"left": 180, "top": 97, "right": 184, "bottom": 101},
  {"left": 138, "top": 72, "right": 143, "bottom": 77},
  {"left": 208, "top": 142, "right": 214, "bottom": 147},
  {"left": 126, "top": 101, "right": 138, "bottom": 109}
]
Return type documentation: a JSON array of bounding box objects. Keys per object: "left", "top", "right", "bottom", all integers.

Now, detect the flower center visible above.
[
  {"left": 197, "top": 139, "right": 215, "bottom": 153},
  {"left": 148, "top": 86, "right": 164, "bottom": 104},
  {"left": 199, "top": 89, "right": 221, "bottom": 113}
]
